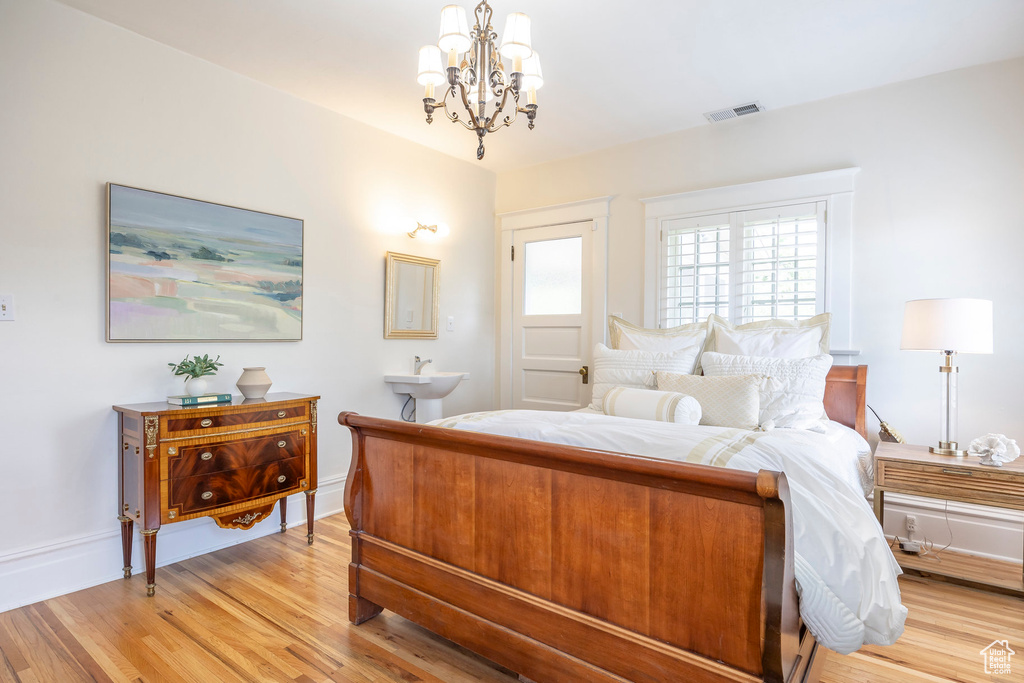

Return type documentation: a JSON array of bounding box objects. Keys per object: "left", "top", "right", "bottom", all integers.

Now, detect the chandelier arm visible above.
[
  {"left": 439, "top": 86, "right": 477, "bottom": 130},
  {"left": 440, "top": 101, "right": 477, "bottom": 131},
  {"left": 485, "top": 87, "right": 517, "bottom": 132},
  {"left": 454, "top": 81, "right": 483, "bottom": 129}
]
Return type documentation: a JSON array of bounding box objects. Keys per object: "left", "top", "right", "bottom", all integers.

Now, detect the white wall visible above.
[
  {"left": 0, "top": 0, "right": 496, "bottom": 610},
  {"left": 496, "top": 58, "right": 1024, "bottom": 561}
]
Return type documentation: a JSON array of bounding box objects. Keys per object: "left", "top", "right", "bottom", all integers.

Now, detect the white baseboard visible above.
[
  {"left": 0, "top": 475, "right": 346, "bottom": 614},
  {"left": 881, "top": 492, "right": 1023, "bottom": 564}
]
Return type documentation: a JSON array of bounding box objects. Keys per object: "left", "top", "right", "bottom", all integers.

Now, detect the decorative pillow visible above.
[
  {"left": 608, "top": 316, "right": 707, "bottom": 374},
  {"left": 699, "top": 351, "right": 834, "bottom": 430},
  {"left": 708, "top": 313, "right": 831, "bottom": 358},
  {"left": 655, "top": 372, "right": 761, "bottom": 430},
  {"left": 602, "top": 387, "right": 702, "bottom": 425},
  {"left": 590, "top": 343, "right": 701, "bottom": 412}
]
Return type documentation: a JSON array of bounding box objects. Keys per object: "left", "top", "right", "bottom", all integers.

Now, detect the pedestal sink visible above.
[{"left": 384, "top": 371, "right": 469, "bottom": 423}]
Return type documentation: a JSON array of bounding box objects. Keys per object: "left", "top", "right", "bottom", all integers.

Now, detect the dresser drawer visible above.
[
  {"left": 167, "top": 431, "right": 304, "bottom": 479},
  {"left": 877, "top": 459, "right": 1024, "bottom": 507},
  {"left": 163, "top": 404, "right": 308, "bottom": 435},
  {"left": 168, "top": 456, "right": 306, "bottom": 515}
]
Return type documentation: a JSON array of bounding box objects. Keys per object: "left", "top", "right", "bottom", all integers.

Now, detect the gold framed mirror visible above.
[{"left": 384, "top": 252, "right": 440, "bottom": 339}]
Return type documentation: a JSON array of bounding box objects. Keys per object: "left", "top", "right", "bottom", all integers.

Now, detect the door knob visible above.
[{"left": 579, "top": 366, "right": 589, "bottom": 384}]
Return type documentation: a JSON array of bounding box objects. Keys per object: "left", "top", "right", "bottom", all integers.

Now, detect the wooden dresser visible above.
[{"left": 113, "top": 393, "right": 319, "bottom": 596}]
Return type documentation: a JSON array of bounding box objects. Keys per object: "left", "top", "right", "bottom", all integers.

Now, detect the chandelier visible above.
[{"left": 417, "top": 2, "right": 543, "bottom": 160}]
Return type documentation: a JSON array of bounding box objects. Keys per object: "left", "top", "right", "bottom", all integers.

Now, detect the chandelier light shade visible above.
[
  {"left": 438, "top": 5, "right": 472, "bottom": 54},
  {"left": 521, "top": 51, "right": 543, "bottom": 90},
  {"left": 419, "top": 0, "right": 542, "bottom": 160},
  {"left": 498, "top": 13, "right": 532, "bottom": 60},
  {"left": 417, "top": 46, "right": 446, "bottom": 87},
  {"left": 901, "top": 297, "right": 993, "bottom": 456}
]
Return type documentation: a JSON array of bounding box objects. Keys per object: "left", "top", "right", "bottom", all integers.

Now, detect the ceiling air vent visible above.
[{"left": 704, "top": 101, "right": 765, "bottom": 123}]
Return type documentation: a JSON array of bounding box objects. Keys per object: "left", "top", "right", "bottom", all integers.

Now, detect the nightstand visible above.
[{"left": 874, "top": 441, "right": 1024, "bottom": 595}]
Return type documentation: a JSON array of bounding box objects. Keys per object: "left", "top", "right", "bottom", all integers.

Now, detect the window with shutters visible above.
[
  {"left": 642, "top": 169, "right": 858, "bottom": 355},
  {"left": 659, "top": 202, "right": 825, "bottom": 327}
]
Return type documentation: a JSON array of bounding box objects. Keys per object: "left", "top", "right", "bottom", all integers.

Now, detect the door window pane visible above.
[{"left": 523, "top": 236, "right": 582, "bottom": 315}]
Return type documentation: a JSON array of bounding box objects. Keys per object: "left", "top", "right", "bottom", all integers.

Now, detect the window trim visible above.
[{"left": 641, "top": 168, "right": 859, "bottom": 357}]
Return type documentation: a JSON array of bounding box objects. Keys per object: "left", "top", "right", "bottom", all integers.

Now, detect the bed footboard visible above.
[{"left": 340, "top": 413, "right": 813, "bottom": 683}]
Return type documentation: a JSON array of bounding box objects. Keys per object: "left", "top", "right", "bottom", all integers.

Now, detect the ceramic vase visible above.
[
  {"left": 236, "top": 367, "right": 272, "bottom": 399},
  {"left": 185, "top": 377, "right": 209, "bottom": 397}
]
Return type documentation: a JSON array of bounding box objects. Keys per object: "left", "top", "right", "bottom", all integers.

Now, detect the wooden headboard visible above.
[{"left": 824, "top": 365, "right": 867, "bottom": 439}]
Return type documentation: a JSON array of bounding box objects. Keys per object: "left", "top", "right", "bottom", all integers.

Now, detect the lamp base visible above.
[{"left": 930, "top": 441, "right": 967, "bottom": 457}]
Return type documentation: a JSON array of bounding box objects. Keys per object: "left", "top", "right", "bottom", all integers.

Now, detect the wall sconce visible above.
[
  {"left": 407, "top": 222, "right": 451, "bottom": 239},
  {"left": 408, "top": 222, "right": 438, "bottom": 238}
]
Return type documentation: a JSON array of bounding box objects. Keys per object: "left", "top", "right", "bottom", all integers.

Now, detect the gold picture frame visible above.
[{"left": 384, "top": 252, "right": 439, "bottom": 339}]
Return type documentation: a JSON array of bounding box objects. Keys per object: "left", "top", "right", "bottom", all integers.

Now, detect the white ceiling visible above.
[{"left": 57, "top": 0, "right": 1024, "bottom": 172}]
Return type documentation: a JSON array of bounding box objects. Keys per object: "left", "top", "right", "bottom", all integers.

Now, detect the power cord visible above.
[{"left": 399, "top": 395, "right": 415, "bottom": 421}]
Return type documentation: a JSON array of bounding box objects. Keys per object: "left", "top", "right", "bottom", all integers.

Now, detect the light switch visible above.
[
  {"left": 446, "top": 316, "right": 455, "bottom": 331},
  {"left": 0, "top": 295, "right": 13, "bottom": 321}
]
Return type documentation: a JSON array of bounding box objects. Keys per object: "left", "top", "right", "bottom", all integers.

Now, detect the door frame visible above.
[{"left": 497, "top": 197, "right": 611, "bottom": 410}]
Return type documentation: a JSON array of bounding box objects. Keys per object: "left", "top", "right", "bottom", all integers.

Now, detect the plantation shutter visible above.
[
  {"left": 657, "top": 202, "right": 826, "bottom": 326},
  {"left": 660, "top": 214, "right": 731, "bottom": 328}
]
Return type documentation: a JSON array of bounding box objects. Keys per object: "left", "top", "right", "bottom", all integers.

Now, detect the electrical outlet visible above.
[
  {"left": 905, "top": 515, "right": 918, "bottom": 534},
  {"left": 0, "top": 295, "right": 13, "bottom": 321}
]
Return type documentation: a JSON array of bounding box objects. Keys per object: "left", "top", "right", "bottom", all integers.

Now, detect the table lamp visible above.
[{"left": 901, "top": 298, "right": 993, "bottom": 456}]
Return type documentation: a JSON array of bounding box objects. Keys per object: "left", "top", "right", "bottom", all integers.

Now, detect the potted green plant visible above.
[{"left": 168, "top": 354, "right": 224, "bottom": 397}]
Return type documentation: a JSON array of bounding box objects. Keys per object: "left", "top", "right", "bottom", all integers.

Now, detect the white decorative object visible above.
[
  {"left": 967, "top": 433, "right": 1020, "bottom": 467},
  {"left": 708, "top": 313, "right": 832, "bottom": 359},
  {"left": 699, "top": 352, "right": 834, "bottom": 431},
  {"left": 589, "top": 343, "right": 701, "bottom": 412},
  {"left": 601, "top": 387, "right": 702, "bottom": 425},
  {"left": 236, "top": 367, "right": 272, "bottom": 399},
  {"left": 185, "top": 377, "right": 208, "bottom": 397},
  {"left": 656, "top": 372, "right": 761, "bottom": 430},
  {"left": 607, "top": 316, "right": 707, "bottom": 374}
]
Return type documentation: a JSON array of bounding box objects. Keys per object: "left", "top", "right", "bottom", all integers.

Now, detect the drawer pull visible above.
[
  {"left": 277, "top": 410, "right": 287, "bottom": 418},
  {"left": 201, "top": 491, "right": 213, "bottom": 500},
  {"left": 942, "top": 469, "right": 973, "bottom": 476},
  {"left": 277, "top": 475, "right": 287, "bottom": 483},
  {"left": 278, "top": 440, "right": 287, "bottom": 448},
  {"left": 200, "top": 452, "right": 213, "bottom": 461},
  {"left": 200, "top": 418, "right": 213, "bottom": 428}
]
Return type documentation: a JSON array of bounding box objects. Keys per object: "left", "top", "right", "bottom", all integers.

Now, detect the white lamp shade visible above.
[
  {"left": 521, "top": 51, "right": 543, "bottom": 90},
  {"left": 901, "top": 298, "right": 993, "bottom": 353},
  {"left": 417, "top": 45, "right": 445, "bottom": 86},
  {"left": 438, "top": 5, "right": 471, "bottom": 54},
  {"left": 499, "top": 12, "right": 533, "bottom": 60}
]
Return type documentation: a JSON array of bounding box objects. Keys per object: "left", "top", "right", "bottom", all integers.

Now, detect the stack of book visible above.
[{"left": 167, "top": 393, "right": 233, "bottom": 406}]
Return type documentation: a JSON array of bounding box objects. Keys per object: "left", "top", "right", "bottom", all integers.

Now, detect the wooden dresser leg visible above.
[
  {"left": 141, "top": 529, "right": 158, "bottom": 597},
  {"left": 279, "top": 496, "right": 288, "bottom": 533},
  {"left": 118, "top": 516, "right": 134, "bottom": 579},
  {"left": 305, "top": 489, "right": 316, "bottom": 545}
]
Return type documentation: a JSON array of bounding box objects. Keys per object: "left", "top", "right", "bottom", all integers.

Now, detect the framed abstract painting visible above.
[{"left": 106, "top": 184, "right": 303, "bottom": 342}]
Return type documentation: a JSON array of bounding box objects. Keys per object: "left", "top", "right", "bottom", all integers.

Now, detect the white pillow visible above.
[
  {"left": 700, "top": 351, "right": 834, "bottom": 430},
  {"left": 608, "top": 316, "right": 707, "bottom": 374},
  {"left": 655, "top": 372, "right": 761, "bottom": 430},
  {"left": 708, "top": 313, "right": 831, "bottom": 358},
  {"left": 589, "top": 343, "right": 701, "bottom": 412},
  {"left": 602, "top": 387, "right": 702, "bottom": 425}
]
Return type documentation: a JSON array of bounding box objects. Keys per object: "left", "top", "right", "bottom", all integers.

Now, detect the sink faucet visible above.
[{"left": 414, "top": 356, "right": 433, "bottom": 375}]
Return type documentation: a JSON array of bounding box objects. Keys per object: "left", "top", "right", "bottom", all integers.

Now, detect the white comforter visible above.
[{"left": 433, "top": 410, "right": 907, "bottom": 654}]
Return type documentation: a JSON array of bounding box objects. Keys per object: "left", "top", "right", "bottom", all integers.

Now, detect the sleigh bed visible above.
[{"left": 341, "top": 365, "right": 870, "bottom": 683}]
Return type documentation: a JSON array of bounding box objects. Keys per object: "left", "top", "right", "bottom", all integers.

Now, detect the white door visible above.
[{"left": 511, "top": 222, "right": 592, "bottom": 411}]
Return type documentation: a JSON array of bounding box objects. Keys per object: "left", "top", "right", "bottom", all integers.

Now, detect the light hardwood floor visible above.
[{"left": 2, "top": 514, "right": 1021, "bottom": 682}]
